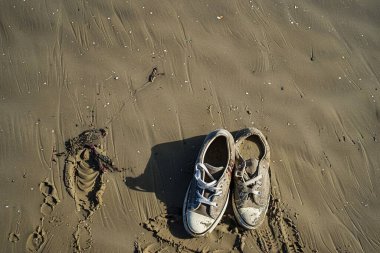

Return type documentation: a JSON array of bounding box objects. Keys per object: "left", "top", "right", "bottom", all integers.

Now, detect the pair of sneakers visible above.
[{"left": 182, "top": 128, "right": 271, "bottom": 236}]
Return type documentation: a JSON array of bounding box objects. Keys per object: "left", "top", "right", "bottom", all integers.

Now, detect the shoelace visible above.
[
  {"left": 236, "top": 153, "right": 263, "bottom": 200},
  {"left": 194, "top": 163, "right": 222, "bottom": 207}
]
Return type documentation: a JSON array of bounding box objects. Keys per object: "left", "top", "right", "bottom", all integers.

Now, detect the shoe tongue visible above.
[
  {"left": 204, "top": 163, "right": 224, "bottom": 181},
  {"left": 243, "top": 158, "right": 259, "bottom": 180}
]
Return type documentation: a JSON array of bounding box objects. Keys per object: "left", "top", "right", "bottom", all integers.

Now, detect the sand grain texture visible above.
[{"left": 1, "top": 0, "right": 379, "bottom": 252}]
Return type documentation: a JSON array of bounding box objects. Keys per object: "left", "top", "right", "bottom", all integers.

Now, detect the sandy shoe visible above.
[
  {"left": 183, "top": 129, "right": 235, "bottom": 236},
  {"left": 232, "top": 127, "right": 271, "bottom": 229}
]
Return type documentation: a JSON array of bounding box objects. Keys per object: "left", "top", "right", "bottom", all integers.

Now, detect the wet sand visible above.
[{"left": 1, "top": 0, "right": 380, "bottom": 252}]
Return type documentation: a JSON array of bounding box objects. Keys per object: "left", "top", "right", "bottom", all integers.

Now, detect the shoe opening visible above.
[
  {"left": 204, "top": 135, "right": 229, "bottom": 170},
  {"left": 239, "top": 135, "right": 264, "bottom": 160}
]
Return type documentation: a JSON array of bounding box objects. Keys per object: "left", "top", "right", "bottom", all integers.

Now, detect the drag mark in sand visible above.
[
  {"left": 176, "top": 16, "right": 194, "bottom": 94},
  {"left": 207, "top": 80, "right": 226, "bottom": 128},
  {"left": 35, "top": 121, "right": 50, "bottom": 171}
]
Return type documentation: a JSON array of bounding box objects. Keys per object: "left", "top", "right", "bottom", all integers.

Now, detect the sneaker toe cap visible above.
[
  {"left": 238, "top": 207, "right": 263, "bottom": 227},
  {"left": 186, "top": 211, "right": 215, "bottom": 235}
]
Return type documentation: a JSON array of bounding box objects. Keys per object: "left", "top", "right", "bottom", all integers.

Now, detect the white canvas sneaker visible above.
[
  {"left": 232, "top": 127, "right": 271, "bottom": 229},
  {"left": 183, "top": 129, "right": 235, "bottom": 236}
]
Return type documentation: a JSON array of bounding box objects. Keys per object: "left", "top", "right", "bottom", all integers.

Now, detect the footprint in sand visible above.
[
  {"left": 64, "top": 129, "right": 122, "bottom": 217},
  {"left": 8, "top": 232, "right": 20, "bottom": 243},
  {"left": 73, "top": 221, "right": 93, "bottom": 253},
  {"left": 39, "top": 180, "right": 60, "bottom": 216},
  {"left": 24, "top": 181, "right": 57, "bottom": 252},
  {"left": 26, "top": 226, "right": 46, "bottom": 252}
]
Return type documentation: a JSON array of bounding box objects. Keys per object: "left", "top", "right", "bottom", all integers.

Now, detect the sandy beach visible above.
[{"left": 1, "top": 0, "right": 380, "bottom": 252}]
